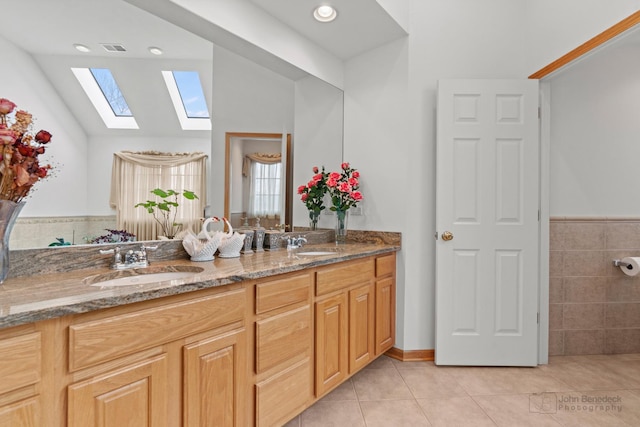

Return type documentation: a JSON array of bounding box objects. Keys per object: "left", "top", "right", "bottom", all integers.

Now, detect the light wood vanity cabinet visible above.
[
  {"left": 315, "top": 257, "right": 392, "bottom": 398},
  {"left": 0, "top": 330, "right": 42, "bottom": 427},
  {"left": 67, "top": 285, "right": 249, "bottom": 427},
  {"left": 375, "top": 254, "right": 396, "bottom": 354},
  {"left": 254, "top": 272, "right": 314, "bottom": 427},
  {"left": 0, "top": 250, "right": 395, "bottom": 426}
]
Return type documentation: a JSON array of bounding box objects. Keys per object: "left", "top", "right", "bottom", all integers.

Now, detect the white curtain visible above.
[
  {"left": 246, "top": 154, "right": 281, "bottom": 218},
  {"left": 109, "top": 151, "right": 207, "bottom": 240}
]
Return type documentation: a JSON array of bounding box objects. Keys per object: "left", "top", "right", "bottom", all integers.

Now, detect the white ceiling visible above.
[
  {"left": 2, "top": 0, "right": 406, "bottom": 63},
  {"left": 1, "top": 0, "right": 212, "bottom": 59},
  {"left": 247, "top": 0, "right": 407, "bottom": 60}
]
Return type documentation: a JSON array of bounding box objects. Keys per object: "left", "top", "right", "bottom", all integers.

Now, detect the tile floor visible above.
[{"left": 283, "top": 353, "right": 640, "bottom": 426}]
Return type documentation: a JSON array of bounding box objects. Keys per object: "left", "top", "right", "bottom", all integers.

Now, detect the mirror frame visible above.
[{"left": 224, "top": 132, "right": 293, "bottom": 228}]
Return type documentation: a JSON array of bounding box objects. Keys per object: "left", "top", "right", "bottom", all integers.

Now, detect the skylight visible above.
[
  {"left": 162, "top": 70, "right": 211, "bottom": 130},
  {"left": 90, "top": 68, "right": 132, "bottom": 117},
  {"left": 71, "top": 67, "right": 139, "bottom": 129}
]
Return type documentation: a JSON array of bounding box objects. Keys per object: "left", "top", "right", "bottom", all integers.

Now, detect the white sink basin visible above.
[
  {"left": 85, "top": 266, "right": 204, "bottom": 287},
  {"left": 296, "top": 251, "right": 336, "bottom": 256}
]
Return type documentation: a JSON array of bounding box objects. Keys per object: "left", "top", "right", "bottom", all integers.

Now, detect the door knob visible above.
[{"left": 441, "top": 231, "right": 454, "bottom": 241}]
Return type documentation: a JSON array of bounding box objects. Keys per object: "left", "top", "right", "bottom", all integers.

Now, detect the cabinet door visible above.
[
  {"left": 0, "top": 397, "right": 39, "bottom": 427},
  {"left": 183, "top": 329, "right": 247, "bottom": 427},
  {"left": 68, "top": 354, "right": 168, "bottom": 427},
  {"left": 315, "top": 293, "right": 348, "bottom": 397},
  {"left": 349, "top": 283, "right": 375, "bottom": 373},
  {"left": 376, "top": 277, "right": 396, "bottom": 355}
]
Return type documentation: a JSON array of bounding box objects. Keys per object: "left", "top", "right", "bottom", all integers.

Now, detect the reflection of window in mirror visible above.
[
  {"left": 110, "top": 151, "right": 207, "bottom": 240},
  {"left": 243, "top": 152, "right": 282, "bottom": 227}
]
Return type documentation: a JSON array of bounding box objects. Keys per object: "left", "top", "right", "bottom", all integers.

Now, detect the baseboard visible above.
[{"left": 384, "top": 347, "right": 434, "bottom": 362}]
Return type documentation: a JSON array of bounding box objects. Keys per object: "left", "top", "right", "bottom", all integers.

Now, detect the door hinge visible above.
[
  {"left": 537, "top": 312, "right": 540, "bottom": 324},
  {"left": 538, "top": 210, "right": 541, "bottom": 221},
  {"left": 538, "top": 107, "right": 541, "bottom": 119}
]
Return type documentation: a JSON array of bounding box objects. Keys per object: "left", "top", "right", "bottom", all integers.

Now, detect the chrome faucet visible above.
[
  {"left": 100, "top": 244, "right": 158, "bottom": 269},
  {"left": 282, "top": 235, "right": 307, "bottom": 250}
]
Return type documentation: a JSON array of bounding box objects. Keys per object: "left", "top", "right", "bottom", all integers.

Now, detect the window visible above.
[
  {"left": 162, "top": 70, "right": 211, "bottom": 130},
  {"left": 110, "top": 151, "right": 207, "bottom": 240},
  {"left": 90, "top": 68, "right": 133, "bottom": 117},
  {"left": 248, "top": 161, "right": 282, "bottom": 217},
  {"left": 71, "top": 68, "right": 139, "bottom": 129}
]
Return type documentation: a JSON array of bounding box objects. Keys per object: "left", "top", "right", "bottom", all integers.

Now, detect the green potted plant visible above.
[{"left": 135, "top": 189, "right": 198, "bottom": 239}]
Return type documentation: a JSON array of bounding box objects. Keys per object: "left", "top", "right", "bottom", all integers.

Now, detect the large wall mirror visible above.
[{"left": 2, "top": 0, "right": 344, "bottom": 249}]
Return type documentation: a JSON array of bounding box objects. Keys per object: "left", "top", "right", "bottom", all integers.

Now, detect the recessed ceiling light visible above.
[
  {"left": 148, "top": 46, "right": 164, "bottom": 56},
  {"left": 73, "top": 44, "right": 91, "bottom": 53},
  {"left": 313, "top": 5, "right": 337, "bottom": 23}
]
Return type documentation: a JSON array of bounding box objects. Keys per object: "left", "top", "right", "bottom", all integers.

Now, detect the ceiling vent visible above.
[{"left": 100, "top": 43, "right": 127, "bottom": 52}]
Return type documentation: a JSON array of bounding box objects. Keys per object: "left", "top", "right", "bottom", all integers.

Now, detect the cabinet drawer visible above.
[
  {"left": 256, "top": 273, "right": 311, "bottom": 314},
  {"left": 316, "top": 259, "right": 374, "bottom": 296},
  {"left": 0, "top": 332, "right": 41, "bottom": 394},
  {"left": 69, "top": 288, "right": 246, "bottom": 371},
  {"left": 376, "top": 254, "right": 395, "bottom": 278},
  {"left": 256, "top": 305, "right": 311, "bottom": 374},
  {"left": 255, "top": 357, "right": 312, "bottom": 427}
]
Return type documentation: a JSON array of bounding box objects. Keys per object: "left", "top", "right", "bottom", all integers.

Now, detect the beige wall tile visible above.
[
  {"left": 550, "top": 278, "right": 563, "bottom": 303},
  {"left": 605, "top": 303, "right": 640, "bottom": 328},
  {"left": 606, "top": 222, "right": 640, "bottom": 249},
  {"left": 563, "top": 330, "right": 604, "bottom": 355},
  {"left": 607, "top": 276, "right": 640, "bottom": 302},
  {"left": 549, "top": 222, "right": 566, "bottom": 251},
  {"left": 549, "top": 331, "right": 564, "bottom": 356},
  {"left": 549, "top": 251, "right": 563, "bottom": 277},
  {"left": 564, "top": 222, "right": 605, "bottom": 250},
  {"left": 563, "top": 304, "right": 604, "bottom": 329},
  {"left": 549, "top": 304, "right": 563, "bottom": 330},
  {"left": 563, "top": 277, "right": 607, "bottom": 303},
  {"left": 562, "top": 251, "right": 608, "bottom": 277},
  {"left": 605, "top": 329, "right": 640, "bottom": 354}
]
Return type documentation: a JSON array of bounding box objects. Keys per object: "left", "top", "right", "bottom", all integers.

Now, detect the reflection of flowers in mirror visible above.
[
  {"left": 135, "top": 189, "right": 199, "bottom": 239},
  {"left": 85, "top": 229, "right": 137, "bottom": 245},
  {"left": 298, "top": 165, "right": 328, "bottom": 229},
  {"left": 0, "top": 98, "right": 53, "bottom": 202}
]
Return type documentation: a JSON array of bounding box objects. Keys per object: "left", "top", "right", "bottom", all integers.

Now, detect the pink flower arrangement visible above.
[
  {"left": 327, "top": 162, "right": 362, "bottom": 212},
  {"left": 0, "top": 98, "right": 53, "bottom": 202},
  {"left": 298, "top": 165, "right": 328, "bottom": 221}
]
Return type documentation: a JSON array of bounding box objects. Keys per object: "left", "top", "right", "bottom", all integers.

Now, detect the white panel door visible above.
[{"left": 435, "top": 79, "right": 539, "bottom": 366}]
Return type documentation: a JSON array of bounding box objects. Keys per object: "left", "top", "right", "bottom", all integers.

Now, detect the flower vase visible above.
[
  {"left": 309, "top": 210, "right": 321, "bottom": 230},
  {"left": 335, "top": 208, "right": 349, "bottom": 244},
  {"left": 0, "top": 200, "right": 24, "bottom": 283}
]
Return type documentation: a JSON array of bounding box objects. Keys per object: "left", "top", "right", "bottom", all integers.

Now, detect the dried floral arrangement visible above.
[{"left": 0, "top": 98, "right": 52, "bottom": 202}]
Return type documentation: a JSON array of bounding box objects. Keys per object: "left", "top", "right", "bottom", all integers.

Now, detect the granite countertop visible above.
[{"left": 0, "top": 243, "right": 399, "bottom": 329}]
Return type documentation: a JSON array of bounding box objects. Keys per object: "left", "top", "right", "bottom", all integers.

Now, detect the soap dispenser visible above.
[
  {"left": 253, "top": 217, "right": 265, "bottom": 252},
  {"left": 236, "top": 217, "right": 254, "bottom": 254}
]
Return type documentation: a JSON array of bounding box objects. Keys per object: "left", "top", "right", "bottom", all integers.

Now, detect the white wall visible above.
[
  {"left": 549, "top": 43, "right": 640, "bottom": 216},
  {"left": 0, "top": 36, "right": 88, "bottom": 217},
  {"left": 293, "top": 75, "right": 344, "bottom": 230},
  {"left": 525, "top": 0, "right": 640, "bottom": 75},
  {"left": 343, "top": 0, "right": 640, "bottom": 351},
  {"left": 210, "top": 45, "right": 295, "bottom": 217}
]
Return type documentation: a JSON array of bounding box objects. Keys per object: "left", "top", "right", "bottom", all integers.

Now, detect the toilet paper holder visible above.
[{"left": 613, "top": 259, "right": 633, "bottom": 270}]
